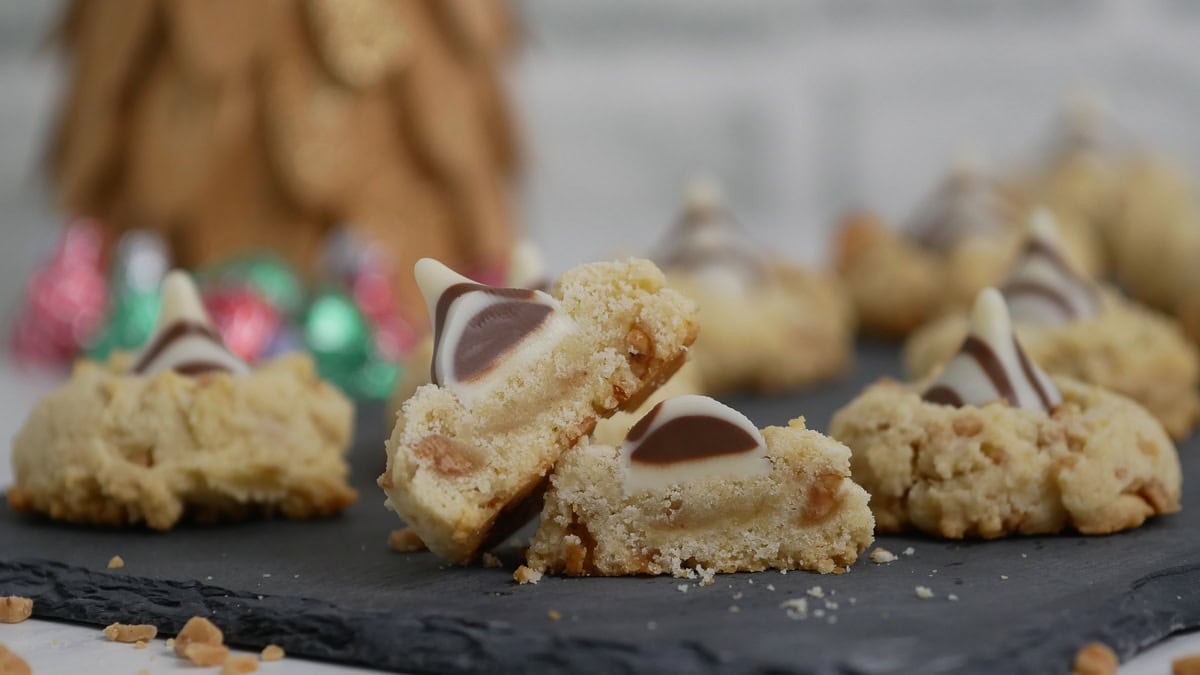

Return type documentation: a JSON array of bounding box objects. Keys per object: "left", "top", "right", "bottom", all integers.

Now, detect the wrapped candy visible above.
[
  {"left": 11, "top": 219, "right": 109, "bottom": 366},
  {"left": 202, "top": 286, "right": 283, "bottom": 363},
  {"left": 87, "top": 230, "right": 169, "bottom": 360}
]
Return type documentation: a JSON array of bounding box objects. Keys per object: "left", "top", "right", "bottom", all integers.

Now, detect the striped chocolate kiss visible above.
[
  {"left": 923, "top": 288, "right": 1062, "bottom": 413},
  {"left": 1001, "top": 208, "right": 1100, "bottom": 326},
  {"left": 129, "top": 270, "right": 249, "bottom": 377},
  {"left": 620, "top": 395, "right": 770, "bottom": 493},
  {"left": 414, "top": 258, "right": 574, "bottom": 400}
]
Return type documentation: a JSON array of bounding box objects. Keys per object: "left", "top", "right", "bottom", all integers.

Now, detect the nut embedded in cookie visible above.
[
  {"left": 832, "top": 287, "right": 1183, "bottom": 539},
  {"left": 381, "top": 257, "right": 699, "bottom": 564},
  {"left": 526, "top": 396, "right": 875, "bottom": 577}
]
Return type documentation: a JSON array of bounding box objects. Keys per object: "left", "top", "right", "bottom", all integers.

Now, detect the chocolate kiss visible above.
[
  {"left": 130, "top": 270, "right": 248, "bottom": 376},
  {"left": 1001, "top": 208, "right": 1100, "bottom": 326}
]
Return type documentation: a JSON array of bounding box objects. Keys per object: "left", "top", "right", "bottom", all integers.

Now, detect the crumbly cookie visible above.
[
  {"left": 834, "top": 157, "right": 1103, "bottom": 337},
  {"left": 653, "top": 180, "right": 855, "bottom": 393},
  {"left": 592, "top": 359, "right": 704, "bottom": 446},
  {"left": 832, "top": 289, "right": 1181, "bottom": 538},
  {"left": 905, "top": 211, "right": 1200, "bottom": 439},
  {"left": 527, "top": 397, "right": 874, "bottom": 576},
  {"left": 905, "top": 292, "right": 1200, "bottom": 440},
  {"left": 381, "top": 258, "right": 699, "bottom": 563},
  {"left": 8, "top": 272, "right": 356, "bottom": 529}
]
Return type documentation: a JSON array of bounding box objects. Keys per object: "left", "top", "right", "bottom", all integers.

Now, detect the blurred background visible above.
[{"left": 1, "top": 0, "right": 1199, "bottom": 404}]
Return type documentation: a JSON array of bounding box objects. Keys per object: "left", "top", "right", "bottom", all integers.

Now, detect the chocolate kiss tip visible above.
[
  {"left": 684, "top": 175, "right": 724, "bottom": 214},
  {"left": 969, "top": 287, "right": 1012, "bottom": 343},
  {"left": 1027, "top": 207, "right": 1062, "bottom": 245},
  {"left": 508, "top": 240, "right": 544, "bottom": 288},
  {"left": 158, "top": 270, "right": 213, "bottom": 328},
  {"left": 414, "top": 258, "right": 475, "bottom": 320}
]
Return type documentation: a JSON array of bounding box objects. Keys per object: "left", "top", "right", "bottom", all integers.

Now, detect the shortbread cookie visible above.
[
  {"left": 592, "top": 359, "right": 704, "bottom": 446},
  {"left": 832, "top": 288, "right": 1182, "bottom": 538},
  {"left": 905, "top": 211, "right": 1200, "bottom": 439},
  {"left": 653, "top": 180, "right": 854, "bottom": 393},
  {"left": 380, "top": 258, "right": 699, "bottom": 563},
  {"left": 8, "top": 271, "right": 357, "bottom": 529},
  {"left": 527, "top": 396, "right": 874, "bottom": 576},
  {"left": 835, "top": 155, "right": 1103, "bottom": 337}
]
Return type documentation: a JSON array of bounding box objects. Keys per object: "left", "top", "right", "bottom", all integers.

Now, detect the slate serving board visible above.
[{"left": 1, "top": 343, "right": 1197, "bottom": 674}]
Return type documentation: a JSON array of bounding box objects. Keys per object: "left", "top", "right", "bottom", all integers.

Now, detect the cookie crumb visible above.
[
  {"left": 166, "top": 638, "right": 176, "bottom": 648},
  {"left": 0, "top": 644, "right": 31, "bottom": 675},
  {"left": 0, "top": 597, "right": 33, "bottom": 624},
  {"left": 1000, "top": 575, "right": 1009, "bottom": 580},
  {"left": 104, "top": 623, "right": 158, "bottom": 643},
  {"left": 547, "top": 609, "right": 562, "bottom": 621},
  {"left": 728, "top": 605, "right": 740, "bottom": 613},
  {"left": 175, "top": 616, "right": 224, "bottom": 658},
  {"left": 806, "top": 586, "right": 824, "bottom": 598},
  {"left": 1073, "top": 642, "right": 1117, "bottom": 675},
  {"left": 697, "top": 566, "right": 716, "bottom": 586},
  {"left": 676, "top": 584, "right": 688, "bottom": 593},
  {"left": 766, "top": 584, "right": 776, "bottom": 592},
  {"left": 780, "top": 598, "right": 808, "bottom": 620},
  {"left": 948, "top": 593, "right": 960, "bottom": 602},
  {"left": 870, "top": 548, "right": 897, "bottom": 564},
  {"left": 135, "top": 640, "right": 147, "bottom": 649},
  {"left": 107, "top": 555, "right": 125, "bottom": 569},
  {"left": 184, "top": 643, "right": 230, "bottom": 667},
  {"left": 902, "top": 547, "right": 915, "bottom": 556},
  {"left": 221, "top": 654, "right": 259, "bottom": 674},
  {"left": 261, "top": 645, "right": 285, "bottom": 662},
  {"left": 482, "top": 553, "right": 502, "bottom": 569},
  {"left": 915, "top": 586, "right": 934, "bottom": 599},
  {"left": 1172, "top": 653, "right": 1200, "bottom": 675},
  {"left": 513, "top": 565, "right": 543, "bottom": 585},
  {"left": 387, "top": 528, "right": 426, "bottom": 553}
]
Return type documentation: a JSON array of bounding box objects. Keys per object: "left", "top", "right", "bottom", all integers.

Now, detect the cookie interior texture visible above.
[
  {"left": 8, "top": 354, "right": 357, "bottom": 529},
  {"left": 903, "top": 291, "right": 1200, "bottom": 440},
  {"left": 830, "top": 376, "right": 1181, "bottom": 538},
  {"left": 380, "top": 258, "right": 699, "bottom": 564},
  {"left": 526, "top": 418, "right": 874, "bottom": 576}
]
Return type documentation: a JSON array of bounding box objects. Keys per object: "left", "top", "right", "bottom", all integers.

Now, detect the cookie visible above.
[
  {"left": 526, "top": 395, "right": 874, "bottom": 576},
  {"left": 8, "top": 272, "right": 357, "bottom": 529},
  {"left": 835, "top": 154, "right": 1103, "bottom": 337},
  {"left": 653, "top": 179, "right": 854, "bottom": 393},
  {"left": 380, "top": 257, "right": 699, "bottom": 563},
  {"left": 832, "top": 288, "right": 1182, "bottom": 538},
  {"left": 905, "top": 211, "right": 1200, "bottom": 439}
]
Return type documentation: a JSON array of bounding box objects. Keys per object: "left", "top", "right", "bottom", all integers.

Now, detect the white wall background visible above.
[{"left": 2, "top": 1, "right": 1200, "bottom": 314}]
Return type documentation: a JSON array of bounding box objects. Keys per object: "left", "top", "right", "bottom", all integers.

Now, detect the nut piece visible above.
[
  {"left": 0, "top": 597, "right": 32, "bottom": 624},
  {"left": 184, "top": 642, "right": 231, "bottom": 667},
  {"left": 1073, "top": 642, "right": 1118, "bottom": 675},
  {"left": 801, "top": 473, "right": 844, "bottom": 524},
  {"left": 388, "top": 528, "right": 427, "bottom": 553},
  {"left": 513, "top": 565, "right": 543, "bottom": 585},
  {"left": 1173, "top": 653, "right": 1200, "bottom": 675},
  {"left": 261, "top": 644, "right": 285, "bottom": 662},
  {"left": 175, "top": 616, "right": 224, "bottom": 657},
  {"left": 103, "top": 623, "right": 158, "bottom": 643},
  {"left": 952, "top": 416, "right": 983, "bottom": 436},
  {"left": 869, "top": 547, "right": 897, "bottom": 564},
  {"left": 0, "top": 643, "right": 32, "bottom": 675},
  {"left": 221, "top": 654, "right": 260, "bottom": 674},
  {"left": 107, "top": 555, "right": 125, "bottom": 569}
]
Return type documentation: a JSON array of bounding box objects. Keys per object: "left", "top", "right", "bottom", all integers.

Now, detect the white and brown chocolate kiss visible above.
[
  {"left": 506, "top": 240, "right": 552, "bottom": 292},
  {"left": 415, "top": 258, "right": 575, "bottom": 401},
  {"left": 923, "top": 288, "right": 1062, "bottom": 413},
  {"left": 650, "top": 177, "right": 765, "bottom": 292},
  {"left": 908, "top": 150, "right": 1021, "bottom": 252},
  {"left": 129, "top": 270, "right": 249, "bottom": 377},
  {"left": 1001, "top": 208, "right": 1100, "bottom": 326},
  {"left": 621, "top": 394, "right": 771, "bottom": 493}
]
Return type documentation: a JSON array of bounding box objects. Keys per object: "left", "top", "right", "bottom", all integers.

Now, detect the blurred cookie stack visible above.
[{"left": 47, "top": 0, "right": 520, "bottom": 329}]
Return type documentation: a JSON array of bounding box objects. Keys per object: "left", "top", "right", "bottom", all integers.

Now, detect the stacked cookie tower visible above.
[{"left": 48, "top": 0, "right": 519, "bottom": 326}]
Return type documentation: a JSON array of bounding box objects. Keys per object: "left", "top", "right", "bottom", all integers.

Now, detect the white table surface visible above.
[{"left": 0, "top": 359, "right": 1195, "bottom": 674}]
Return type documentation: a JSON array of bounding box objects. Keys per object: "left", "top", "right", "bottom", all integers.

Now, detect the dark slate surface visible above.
[{"left": 1, "top": 342, "right": 1198, "bottom": 674}]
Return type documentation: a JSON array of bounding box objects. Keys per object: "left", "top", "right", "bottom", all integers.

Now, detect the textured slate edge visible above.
[
  {"left": 0, "top": 557, "right": 784, "bottom": 675},
  {"left": 3, "top": 557, "right": 1200, "bottom": 675}
]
